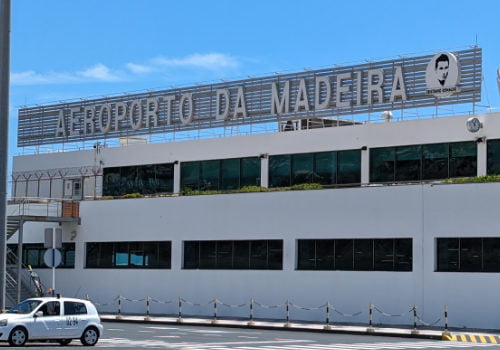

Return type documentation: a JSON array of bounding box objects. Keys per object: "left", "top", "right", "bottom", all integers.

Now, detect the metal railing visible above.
[
  {"left": 86, "top": 294, "right": 447, "bottom": 333},
  {"left": 7, "top": 197, "right": 68, "bottom": 217}
]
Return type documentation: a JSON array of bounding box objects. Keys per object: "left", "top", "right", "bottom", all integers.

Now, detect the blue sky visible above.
[{"left": 8, "top": 0, "right": 500, "bottom": 160}]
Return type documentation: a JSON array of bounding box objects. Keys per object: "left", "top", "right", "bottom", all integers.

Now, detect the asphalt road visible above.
[{"left": 2, "top": 321, "right": 500, "bottom": 349}]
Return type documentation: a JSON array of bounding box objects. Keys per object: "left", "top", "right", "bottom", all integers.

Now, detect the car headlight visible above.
[{"left": 0, "top": 319, "right": 7, "bottom": 327}]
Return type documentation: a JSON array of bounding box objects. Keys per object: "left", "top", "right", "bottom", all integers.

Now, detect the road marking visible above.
[
  {"left": 154, "top": 335, "right": 181, "bottom": 338},
  {"left": 107, "top": 328, "right": 125, "bottom": 331},
  {"left": 97, "top": 338, "right": 500, "bottom": 349},
  {"left": 144, "top": 326, "right": 181, "bottom": 330}
]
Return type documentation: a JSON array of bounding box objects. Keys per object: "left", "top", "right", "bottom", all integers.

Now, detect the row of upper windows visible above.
[
  {"left": 102, "top": 139, "right": 500, "bottom": 196},
  {"left": 13, "top": 238, "right": 500, "bottom": 273}
]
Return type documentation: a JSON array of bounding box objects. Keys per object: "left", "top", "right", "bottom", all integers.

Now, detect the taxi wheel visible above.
[
  {"left": 57, "top": 338, "right": 72, "bottom": 346},
  {"left": 81, "top": 326, "right": 99, "bottom": 346},
  {"left": 8, "top": 327, "right": 28, "bottom": 346}
]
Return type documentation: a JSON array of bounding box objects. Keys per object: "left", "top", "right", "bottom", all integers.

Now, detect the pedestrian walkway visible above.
[{"left": 100, "top": 313, "right": 500, "bottom": 343}]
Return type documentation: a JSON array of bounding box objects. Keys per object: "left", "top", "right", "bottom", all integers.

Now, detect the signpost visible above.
[{"left": 44, "top": 228, "right": 62, "bottom": 295}]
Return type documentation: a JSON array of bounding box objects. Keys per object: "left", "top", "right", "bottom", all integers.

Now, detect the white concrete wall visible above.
[{"left": 10, "top": 181, "right": 500, "bottom": 329}]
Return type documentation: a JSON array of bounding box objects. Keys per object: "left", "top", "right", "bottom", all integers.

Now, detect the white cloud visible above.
[
  {"left": 152, "top": 53, "right": 239, "bottom": 70},
  {"left": 11, "top": 70, "right": 79, "bottom": 85},
  {"left": 11, "top": 53, "right": 241, "bottom": 86},
  {"left": 77, "top": 63, "right": 122, "bottom": 82},
  {"left": 125, "top": 62, "right": 154, "bottom": 74}
]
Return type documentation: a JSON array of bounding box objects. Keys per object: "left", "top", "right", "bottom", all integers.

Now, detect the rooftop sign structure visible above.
[{"left": 18, "top": 47, "right": 482, "bottom": 147}]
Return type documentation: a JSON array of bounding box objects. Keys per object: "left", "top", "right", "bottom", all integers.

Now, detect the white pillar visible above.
[
  {"left": 260, "top": 157, "right": 269, "bottom": 188},
  {"left": 173, "top": 162, "right": 181, "bottom": 193},
  {"left": 477, "top": 140, "right": 487, "bottom": 176},
  {"left": 361, "top": 147, "right": 369, "bottom": 184}
]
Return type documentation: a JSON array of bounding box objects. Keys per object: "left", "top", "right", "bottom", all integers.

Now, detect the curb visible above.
[
  {"left": 443, "top": 334, "right": 500, "bottom": 344},
  {"left": 100, "top": 315, "right": 443, "bottom": 340}
]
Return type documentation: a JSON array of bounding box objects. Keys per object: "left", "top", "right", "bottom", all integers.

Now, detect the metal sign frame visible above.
[{"left": 17, "top": 48, "right": 482, "bottom": 147}]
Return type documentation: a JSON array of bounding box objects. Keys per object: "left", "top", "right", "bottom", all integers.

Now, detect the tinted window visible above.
[{"left": 64, "top": 301, "right": 87, "bottom": 315}]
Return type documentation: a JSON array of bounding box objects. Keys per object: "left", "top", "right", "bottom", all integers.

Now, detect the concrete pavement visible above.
[{"left": 99, "top": 313, "right": 500, "bottom": 343}]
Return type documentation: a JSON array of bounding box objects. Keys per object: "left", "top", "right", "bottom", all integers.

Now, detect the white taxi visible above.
[{"left": 0, "top": 296, "right": 103, "bottom": 346}]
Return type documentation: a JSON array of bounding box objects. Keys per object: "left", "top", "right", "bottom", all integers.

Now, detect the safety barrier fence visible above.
[{"left": 85, "top": 295, "right": 447, "bottom": 333}]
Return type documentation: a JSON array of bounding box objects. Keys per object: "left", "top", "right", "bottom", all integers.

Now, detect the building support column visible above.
[
  {"left": 16, "top": 218, "right": 24, "bottom": 303},
  {"left": 477, "top": 139, "right": 487, "bottom": 176},
  {"left": 173, "top": 162, "right": 181, "bottom": 193},
  {"left": 361, "top": 147, "right": 369, "bottom": 184},
  {"left": 260, "top": 157, "right": 269, "bottom": 188}
]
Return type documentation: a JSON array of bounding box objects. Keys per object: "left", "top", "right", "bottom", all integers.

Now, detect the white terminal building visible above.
[{"left": 7, "top": 47, "right": 500, "bottom": 329}]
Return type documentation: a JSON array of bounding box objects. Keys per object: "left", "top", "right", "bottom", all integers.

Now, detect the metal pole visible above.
[
  {"left": 16, "top": 218, "right": 23, "bottom": 303},
  {"left": 0, "top": 0, "right": 12, "bottom": 311}
]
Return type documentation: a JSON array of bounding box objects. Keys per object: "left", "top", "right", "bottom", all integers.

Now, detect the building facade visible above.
[{"left": 9, "top": 48, "right": 500, "bottom": 329}]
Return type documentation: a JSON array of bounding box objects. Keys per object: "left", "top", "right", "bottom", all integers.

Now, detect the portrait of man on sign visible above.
[{"left": 435, "top": 54, "right": 450, "bottom": 86}]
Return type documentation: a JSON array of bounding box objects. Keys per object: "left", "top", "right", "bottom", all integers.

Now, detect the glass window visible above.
[
  {"left": 449, "top": 142, "right": 476, "bottom": 178},
  {"left": 315, "top": 239, "right": 335, "bottom": 270},
  {"left": 199, "top": 241, "right": 216, "bottom": 269},
  {"left": 103, "top": 167, "right": 121, "bottom": 196},
  {"left": 216, "top": 241, "right": 233, "bottom": 268},
  {"left": 395, "top": 239, "right": 412, "bottom": 271},
  {"left": 103, "top": 163, "right": 174, "bottom": 196},
  {"left": 99, "top": 243, "right": 114, "bottom": 268},
  {"left": 268, "top": 240, "right": 283, "bottom": 269},
  {"left": 335, "top": 239, "right": 353, "bottom": 270},
  {"left": 487, "top": 139, "right": 500, "bottom": 175},
  {"left": 483, "top": 238, "right": 500, "bottom": 272},
  {"left": 221, "top": 159, "right": 240, "bottom": 190},
  {"left": 200, "top": 160, "right": 220, "bottom": 190},
  {"left": 156, "top": 164, "right": 174, "bottom": 193},
  {"left": 297, "top": 240, "right": 315, "bottom": 269},
  {"left": 64, "top": 302, "right": 87, "bottom": 315},
  {"left": 86, "top": 243, "right": 99, "bottom": 268},
  {"left": 183, "top": 241, "right": 199, "bottom": 269},
  {"left": 292, "top": 153, "right": 313, "bottom": 185},
  {"left": 437, "top": 238, "right": 459, "bottom": 271},
  {"left": 157, "top": 242, "right": 171, "bottom": 268},
  {"left": 338, "top": 150, "right": 361, "bottom": 184},
  {"left": 422, "top": 143, "right": 449, "bottom": 180},
  {"left": 181, "top": 162, "right": 200, "bottom": 190},
  {"left": 374, "top": 239, "right": 394, "bottom": 271},
  {"left": 314, "top": 152, "right": 337, "bottom": 185},
  {"left": 370, "top": 148, "right": 395, "bottom": 183},
  {"left": 233, "top": 241, "right": 250, "bottom": 269},
  {"left": 129, "top": 242, "right": 144, "bottom": 267},
  {"left": 395, "top": 146, "right": 421, "bottom": 181},
  {"left": 86, "top": 241, "right": 171, "bottom": 269},
  {"left": 269, "top": 155, "right": 291, "bottom": 187},
  {"left": 250, "top": 241, "right": 267, "bottom": 269},
  {"left": 460, "top": 238, "right": 482, "bottom": 272},
  {"left": 241, "top": 157, "right": 261, "bottom": 187},
  {"left": 354, "top": 239, "right": 373, "bottom": 270}
]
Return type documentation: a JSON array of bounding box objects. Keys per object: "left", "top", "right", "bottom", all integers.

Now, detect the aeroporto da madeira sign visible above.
[{"left": 17, "top": 47, "right": 481, "bottom": 147}]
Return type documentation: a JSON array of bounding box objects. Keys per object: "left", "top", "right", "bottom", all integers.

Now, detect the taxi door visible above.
[
  {"left": 60, "top": 301, "right": 88, "bottom": 338},
  {"left": 30, "top": 301, "right": 63, "bottom": 339}
]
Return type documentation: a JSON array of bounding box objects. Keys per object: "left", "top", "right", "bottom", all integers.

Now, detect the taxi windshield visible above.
[{"left": 6, "top": 299, "right": 42, "bottom": 314}]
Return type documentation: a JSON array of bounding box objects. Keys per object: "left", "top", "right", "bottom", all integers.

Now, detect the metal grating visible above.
[{"left": 17, "top": 48, "right": 482, "bottom": 147}]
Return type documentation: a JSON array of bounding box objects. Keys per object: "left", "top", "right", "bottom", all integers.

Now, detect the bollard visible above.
[
  {"left": 211, "top": 298, "right": 218, "bottom": 324},
  {"left": 367, "top": 303, "right": 375, "bottom": 333},
  {"left": 284, "top": 300, "right": 290, "bottom": 328},
  {"left": 411, "top": 305, "right": 419, "bottom": 335},
  {"left": 442, "top": 305, "right": 451, "bottom": 337},
  {"left": 177, "top": 297, "right": 183, "bottom": 323},
  {"left": 324, "top": 301, "right": 332, "bottom": 330},
  {"left": 116, "top": 295, "right": 123, "bottom": 320},
  {"left": 144, "top": 296, "right": 152, "bottom": 321},
  {"left": 247, "top": 298, "right": 255, "bottom": 326}
]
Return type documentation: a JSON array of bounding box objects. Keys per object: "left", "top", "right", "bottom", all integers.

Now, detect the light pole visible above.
[{"left": 0, "top": 0, "right": 11, "bottom": 310}]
